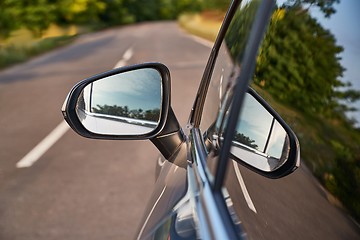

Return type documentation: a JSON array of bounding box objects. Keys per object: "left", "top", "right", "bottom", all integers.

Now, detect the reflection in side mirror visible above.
[
  {"left": 231, "top": 92, "right": 293, "bottom": 172},
  {"left": 76, "top": 68, "right": 162, "bottom": 135}
]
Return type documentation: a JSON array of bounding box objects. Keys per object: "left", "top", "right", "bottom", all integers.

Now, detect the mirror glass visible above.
[
  {"left": 76, "top": 68, "right": 162, "bottom": 135},
  {"left": 231, "top": 93, "right": 290, "bottom": 172}
]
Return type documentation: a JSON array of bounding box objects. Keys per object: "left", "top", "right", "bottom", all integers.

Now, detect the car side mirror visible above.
[
  {"left": 226, "top": 88, "right": 300, "bottom": 178},
  {"left": 62, "top": 63, "right": 171, "bottom": 140}
]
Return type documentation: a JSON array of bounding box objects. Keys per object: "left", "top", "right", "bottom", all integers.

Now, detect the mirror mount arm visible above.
[{"left": 150, "top": 107, "right": 184, "bottom": 160}]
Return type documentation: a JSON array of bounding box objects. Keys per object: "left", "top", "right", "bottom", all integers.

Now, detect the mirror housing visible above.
[
  {"left": 231, "top": 88, "right": 300, "bottom": 178},
  {"left": 62, "top": 62, "right": 171, "bottom": 140}
]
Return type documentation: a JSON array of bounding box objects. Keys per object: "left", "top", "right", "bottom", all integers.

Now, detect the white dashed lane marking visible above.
[
  {"left": 114, "top": 47, "right": 133, "bottom": 68},
  {"left": 233, "top": 160, "right": 257, "bottom": 213},
  {"left": 16, "top": 47, "right": 134, "bottom": 168},
  {"left": 16, "top": 121, "right": 69, "bottom": 168}
]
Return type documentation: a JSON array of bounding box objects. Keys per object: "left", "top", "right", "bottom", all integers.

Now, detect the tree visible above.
[
  {"left": 18, "top": 0, "right": 57, "bottom": 37},
  {"left": 0, "top": 0, "right": 56, "bottom": 39},
  {"left": 234, "top": 132, "right": 259, "bottom": 150},
  {"left": 98, "top": 0, "right": 135, "bottom": 25},
  {"left": 225, "top": 0, "right": 261, "bottom": 62},
  {"left": 123, "top": 0, "right": 162, "bottom": 21},
  {"left": 254, "top": 6, "right": 360, "bottom": 116},
  {"left": 205, "top": 0, "right": 231, "bottom": 10},
  {"left": 52, "top": 0, "right": 106, "bottom": 25},
  {"left": 1, "top": 0, "right": 208, "bottom": 40},
  {"left": 326, "top": 142, "right": 360, "bottom": 221},
  {"left": 144, "top": 109, "right": 160, "bottom": 121},
  {"left": 122, "top": 0, "right": 203, "bottom": 22},
  {"left": 285, "top": 0, "right": 340, "bottom": 18},
  {"left": 0, "top": 0, "right": 21, "bottom": 39}
]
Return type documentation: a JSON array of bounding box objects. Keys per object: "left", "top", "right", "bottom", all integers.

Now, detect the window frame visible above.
[
  {"left": 187, "top": 0, "right": 277, "bottom": 238},
  {"left": 189, "top": 0, "right": 277, "bottom": 190}
]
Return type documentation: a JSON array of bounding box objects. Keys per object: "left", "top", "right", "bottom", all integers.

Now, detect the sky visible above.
[
  {"left": 275, "top": 0, "right": 360, "bottom": 125},
  {"left": 236, "top": 94, "right": 287, "bottom": 158},
  {"left": 309, "top": 1, "right": 360, "bottom": 125},
  {"left": 92, "top": 68, "right": 162, "bottom": 112}
]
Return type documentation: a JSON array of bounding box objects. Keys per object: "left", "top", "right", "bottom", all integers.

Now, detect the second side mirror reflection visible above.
[{"left": 230, "top": 92, "right": 291, "bottom": 172}]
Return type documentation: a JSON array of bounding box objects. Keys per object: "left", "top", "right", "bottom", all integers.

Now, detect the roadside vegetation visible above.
[
  {"left": 178, "top": 11, "right": 224, "bottom": 42},
  {"left": 0, "top": 0, "right": 212, "bottom": 69},
  {"left": 1, "top": 0, "right": 359, "bottom": 222},
  {"left": 0, "top": 35, "right": 76, "bottom": 69},
  {"left": 253, "top": 1, "right": 360, "bottom": 222}
]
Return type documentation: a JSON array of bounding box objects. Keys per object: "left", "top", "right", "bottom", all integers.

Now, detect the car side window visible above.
[{"left": 199, "top": 0, "right": 266, "bottom": 179}]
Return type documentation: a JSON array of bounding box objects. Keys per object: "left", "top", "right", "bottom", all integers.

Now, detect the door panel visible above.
[{"left": 199, "top": 0, "right": 269, "bottom": 181}]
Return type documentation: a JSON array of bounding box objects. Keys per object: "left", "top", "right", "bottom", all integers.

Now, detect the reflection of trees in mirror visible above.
[
  {"left": 233, "top": 131, "right": 259, "bottom": 150},
  {"left": 225, "top": 0, "right": 261, "bottom": 62},
  {"left": 92, "top": 104, "right": 160, "bottom": 122}
]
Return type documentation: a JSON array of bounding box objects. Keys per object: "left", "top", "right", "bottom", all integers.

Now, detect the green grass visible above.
[
  {"left": 0, "top": 35, "right": 76, "bottom": 70},
  {"left": 0, "top": 24, "right": 86, "bottom": 70}
]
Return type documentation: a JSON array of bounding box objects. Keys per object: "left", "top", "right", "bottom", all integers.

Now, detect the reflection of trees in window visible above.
[
  {"left": 234, "top": 131, "right": 258, "bottom": 149},
  {"left": 92, "top": 104, "right": 160, "bottom": 122},
  {"left": 225, "top": 0, "right": 261, "bottom": 62}
]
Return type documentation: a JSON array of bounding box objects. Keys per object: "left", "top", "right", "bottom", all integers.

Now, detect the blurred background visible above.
[{"left": 0, "top": 0, "right": 359, "bottom": 239}]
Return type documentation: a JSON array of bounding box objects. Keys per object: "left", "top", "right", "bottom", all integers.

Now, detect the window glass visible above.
[
  {"left": 199, "top": 0, "right": 266, "bottom": 180},
  {"left": 234, "top": 93, "right": 274, "bottom": 152}
]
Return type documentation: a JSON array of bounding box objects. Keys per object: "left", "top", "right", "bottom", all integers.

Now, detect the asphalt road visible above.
[{"left": 0, "top": 22, "right": 359, "bottom": 239}]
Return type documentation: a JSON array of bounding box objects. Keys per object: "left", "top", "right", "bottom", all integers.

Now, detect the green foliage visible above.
[
  {"left": 205, "top": 0, "right": 231, "bottom": 10},
  {"left": 19, "top": 0, "right": 57, "bottom": 37},
  {"left": 0, "top": 0, "right": 205, "bottom": 40},
  {"left": 53, "top": 0, "right": 106, "bottom": 25},
  {"left": 254, "top": 7, "right": 360, "bottom": 118},
  {"left": 0, "top": 0, "right": 209, "bottom": 71},
  {"left": 99, "top": 0, "right": 135, "bottom": 25},
  {"left": 225, "top": 0, "right": 261, "bottom": 62},
  {"left": 252, "top": 83, "right": 360, "bottom": 223},
  {"left": 1, "top": 0, "right": 58, "bottom": 38},
  {"left": 0, "top": 0, "right": 22, "bottom": 39},
  {"left": 123, "top": 0, "right": 203, "bottom": 22},
  {"left": 326, "top": 141, "right": 360, "bottom": 221},
  {"left": 181, "top": 1, "right": 360, "bottom": 224},
  {"left": 285, "top": 0, "right": 340, "bottom": 18}
]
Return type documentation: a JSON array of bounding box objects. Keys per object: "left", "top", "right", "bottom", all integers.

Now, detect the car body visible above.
[{"left": 62, "top": 0, "right": 300, "bottom": 239}]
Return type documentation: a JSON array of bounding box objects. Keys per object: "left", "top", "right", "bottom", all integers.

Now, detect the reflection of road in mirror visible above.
[
  {"left": 230, "top": 143, "right": 285, "bottom": 172},
  {"left": 77, "top": 109, "right": 155, "bottom": 135}
]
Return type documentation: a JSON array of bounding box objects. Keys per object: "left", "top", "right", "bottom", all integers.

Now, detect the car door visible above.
[
  {"left": 183, "top": 0, "right": 299, "bottom": 239},
  {"left": 61, "top": 0, "right": 299, "bottom": 239},
  {"left": 184, "top": 0, "right": 273, "bottom": 239},
  {"left": 136, "top": 0, "right": 299, "bottom": 239}
]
